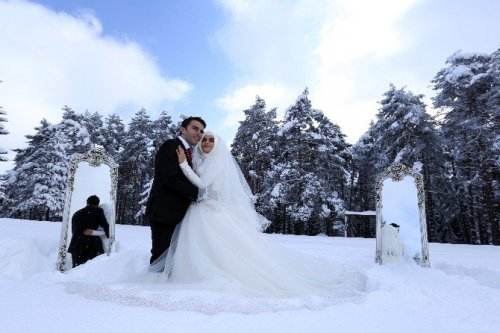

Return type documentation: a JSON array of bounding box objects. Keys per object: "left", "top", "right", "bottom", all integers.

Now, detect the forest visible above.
[{"left": 1, "top": 48, "right": 498, "bottom": 245}]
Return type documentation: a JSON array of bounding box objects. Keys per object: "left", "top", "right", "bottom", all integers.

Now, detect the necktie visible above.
[{"left": 186, "top": 147, "right": 193, "bottom": 166}]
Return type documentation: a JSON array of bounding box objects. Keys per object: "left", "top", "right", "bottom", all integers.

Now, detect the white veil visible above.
[
  {"left": 193, "top": 132, "right": 270, "bottom": 231},
  {"left": 98, "top": 202, "right": 111, "bottom": 253}
]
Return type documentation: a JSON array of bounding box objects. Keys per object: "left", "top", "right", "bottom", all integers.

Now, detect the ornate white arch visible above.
[
  {"left": 375, "top": 163, "right": 430, "bottom": 267},
  {"left": 57, "top": 147, "right": 118, "bottom": 272}
]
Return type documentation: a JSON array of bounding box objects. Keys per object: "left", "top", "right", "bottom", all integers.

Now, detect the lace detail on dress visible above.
[
  {"left": 197, "top": 187, "right": 220, "bottom": 202},
  {"left": 180, "top": 161, "right": 220, "bottom": 202},
  {"left": 179, "top": 161, "right": 204, "bottom": 188}
]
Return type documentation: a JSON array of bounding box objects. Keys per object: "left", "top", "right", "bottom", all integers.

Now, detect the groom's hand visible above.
[
  {"left": 176, "top": 145, "right": 187, "bottom": 164},
  {"left": 83, "top": 229, "right": 94, "bottom": 236}
]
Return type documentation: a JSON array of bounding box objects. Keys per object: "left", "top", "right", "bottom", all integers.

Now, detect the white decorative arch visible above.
[
  {"left": 375, "top": 163, "right": 430, "bottom": 267},
  {"left": 57, "top": 147, "right": 118, "bottom": 272}
]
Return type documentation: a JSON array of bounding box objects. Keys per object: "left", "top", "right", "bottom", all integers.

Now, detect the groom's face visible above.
[{"left": 180, "top": 120, "right": 205, "bottom": 145}]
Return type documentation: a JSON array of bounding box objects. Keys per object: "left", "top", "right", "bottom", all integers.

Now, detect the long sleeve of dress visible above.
[
  {"left": 179, "top": 161, "right": 206, "bottom": 189},
  {"left": 91, "top": 229, "right": 106, "bottom": 236}
]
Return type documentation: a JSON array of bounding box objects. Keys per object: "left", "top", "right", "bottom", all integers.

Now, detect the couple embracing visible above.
[{"left": 145, "top": 116, "right": 366, "bottom": 297}]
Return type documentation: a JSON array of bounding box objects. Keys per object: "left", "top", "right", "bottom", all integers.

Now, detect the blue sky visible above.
[{"left": 1, "top": 0, "right": 499, "bottom": 173}]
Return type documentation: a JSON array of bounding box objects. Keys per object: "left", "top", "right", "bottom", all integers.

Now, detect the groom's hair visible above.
[
  {"left": 180, "top": 116, "right": 206, "bottom": 131},
  {"left": 87, "top": 195, "right": 100, "bottom": 206}
]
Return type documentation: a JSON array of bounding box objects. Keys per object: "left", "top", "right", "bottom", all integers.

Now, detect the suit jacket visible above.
[
  {"left": 145, "top": 138, "right": 198, "bottom": 225},
  {"left": 68, "top": 205, "right": 109, "bottom": 254}
]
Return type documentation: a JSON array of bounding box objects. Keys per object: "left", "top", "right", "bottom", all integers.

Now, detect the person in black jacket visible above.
[
  {"left": 145, "top": 116, "right": 206, "bottom": 271},
  {"left": 68, "top": 195, "right": 110, "bottom": 268}
]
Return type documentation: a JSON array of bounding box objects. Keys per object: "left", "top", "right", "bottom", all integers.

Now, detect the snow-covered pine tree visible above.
[
  {"left": 0, "top": 106, "right": 8, "bottom": 162},
  {"left": 349, "top": 124, "right": 378, "bottom": 236},
  {"left": 12, "top": 108, "right": 91, "bottom": 221},
  {"left": 135, "top": 177, "right": 153, "bottom": 224},
  {"left": 102, "top": 113, "right": 125, "bottom": 160},
  {"left": 81, "top": 111, "right": 106, "bottom": 147},
  {"left": 0, "top": 173, "right": 5, "bottom": 209},
  {"left": 350, "top": 123, "right": 376, "bottom": 207},
  {"left": 151, "top": 111, "right": 177, "bottom": 151},
  {"left": 26, "top": 127, "right": 68, "bottom": 221},
  {"left": 487, "top": 48, "right": 500, "bottom": 134},
  {"left": 432, "top": 50, "right": 499, "bottom": 244},
  {"left": 117, "top": 108, "right": 154, "bottom": 225},
  {"left": 374, "top": 85, "right": 453, "bottom": 242},
  {"left": 261, "top": 89, "right": 347, "bottom": 235},
  {"left": 482, "top": 48, "right": 500, "bottom": 245},
  {"left": 59, "top": 106, "right": 92, "bottom": 156},
  {"left": 1, "top": 119, "right": 55, "bottom": 219},
  {"left": 4, "top": 108, "right": 91, "bottom": 221},
  {"left": 60, "top": 105, "right": 82, "bottom": 122},
  {"left": 231, "top": 96, "right": 278, "bottom": 202},
  {"left": 414, "top": 120, "right": 456, "bottom": 243},
  {"left": 312, "top": 110, "right": 352, "bottom": 235},
  {"left": 372, "top": 84, "right": 426, "bottom": 165}
]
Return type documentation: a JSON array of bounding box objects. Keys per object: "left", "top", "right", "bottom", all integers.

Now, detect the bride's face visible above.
[{"left": 201, "top": 135, "right": 215, "bottom": 153}]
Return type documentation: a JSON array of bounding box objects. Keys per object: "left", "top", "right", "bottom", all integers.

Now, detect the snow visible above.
[
  {"left": 446, "top": 51, "right": 489, "bottom": 63},
  {"left": 345, "top": 210, "right": 376, "bottom": 216},
  {"left": 277, "top": 119, "right": 298, "bottom": 136},
  {"left": 0, "top": 218, "right": 499, "bottom": 333},
  {"left": 271, "top": 183, "right": 281, "bottom": 197},
  {"left": 412, "top": 161, "right": 423, "bottom": 172}
]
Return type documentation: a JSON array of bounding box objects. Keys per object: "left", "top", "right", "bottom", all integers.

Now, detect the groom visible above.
[{"left": 145, "top": 116, "right": 206, "bottom": 271}]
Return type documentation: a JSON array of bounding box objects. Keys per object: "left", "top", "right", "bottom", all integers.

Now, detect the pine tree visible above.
[
  {"left": 151, "top": 111, "right": 177, "bottom": 151},
  {"left": 135, "top": 177, "right": 153, "bottom": 223},
  {"left": 117, "top": 108, "right": 154, "bottom": 225},
  {"left": 0, "top": 173, "right": 6, "bottom": 209},
  {"left": 27, "top": 127, "right": 68, "bottom": 221},
  {"left": 81, "top": 111, "right": 105, "bottom": 147},
  {"left": 102, "top": 113, "right": 125, "bottom": 160},
  {"left": 2, "top": 107, "right": 92, "bottom": 221},
  {"left": 350, "top": 123, "right": 377, "bottom": 212},
  {"left": 349, "top": 125, "right": 378, "bottom": 237},
  {"left": 313, "top": 110, "right": 352, "bottom": 235},
  {"left": 0, "top": 106, "right": 8, "bottom": 162},
  {"left": 484, "top": 48, "right": 500, "bottom": 244},
  {"left": 59, "top": 106, "right": 92, "bottom": 156},
  {"left": 350, "top": 85, "right": 453, "bottom": 241},
  {"left": 260, "top": 89, "right": 349, "bottom": 235},
  {"left": 1, "top": 120, "right": 55, "bottom": 219},
  {"left": 370, "top": 85, "right": 452, "bottom": 241},
  {"left": 433, "top": 50, "right": 499, "bottom": 244},
  {"left": 373, "top": 84, "right": 428, "bottom": 166},
  {"left": 231, "top": 96, "right": 278, "bottom": 199}
]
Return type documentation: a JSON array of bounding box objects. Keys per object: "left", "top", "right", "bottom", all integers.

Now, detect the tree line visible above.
[{"left": 0, "top": 48, "right": 498, "bottom": 245}]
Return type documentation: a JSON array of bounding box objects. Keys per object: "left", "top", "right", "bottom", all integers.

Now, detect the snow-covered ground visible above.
[{"left": 0, "top": 218, "right": 498, "bottom": 333}]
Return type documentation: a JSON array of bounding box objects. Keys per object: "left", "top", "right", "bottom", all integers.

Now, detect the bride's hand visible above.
[{"left": 176, "top": 145, "right": 186, "bottom": 164}]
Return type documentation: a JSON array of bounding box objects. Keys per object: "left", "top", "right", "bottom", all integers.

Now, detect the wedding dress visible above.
[{"left": 158, "top": 133, "right": 366, "bottom": 298}]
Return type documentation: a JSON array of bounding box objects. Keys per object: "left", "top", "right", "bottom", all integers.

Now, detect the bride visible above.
[{"left": 154, "top": 131, "right": 366, "bottom": 298}]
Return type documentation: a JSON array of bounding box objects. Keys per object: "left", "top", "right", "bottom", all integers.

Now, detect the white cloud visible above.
[
  {"left": 315, "top": 0, "right": 419, "bottom": 68},
  {"left": 216, "top": 83, "right": 295, "bottom": 128},
  {"left": 213, "top": 0, "right": 420, "bottom": 142},
  {"left": 0, "top": 0, "right": 191, "bottom": 172},
  {"left": 214, "top": 0, "right": 327, "bottom": 83}
]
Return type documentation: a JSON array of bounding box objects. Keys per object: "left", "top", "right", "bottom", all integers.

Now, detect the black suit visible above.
[
  {"left": 146, "top": 138, "right": 198, "bottom": 265},
  {"left": 68, "top": 205, "right": 110, "bottom": 267}
]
